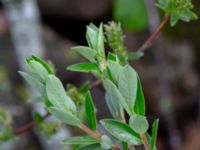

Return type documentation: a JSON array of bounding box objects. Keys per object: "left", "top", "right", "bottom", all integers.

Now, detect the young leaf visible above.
[
  {"left": 46, "top": 75, "right": 77, "bottom": 115},
  {"left": 29, "top": 55, "right": 54, "bottom": 74},
  {"left": 118, "top": 65, "right": 138, "bottom": 114},
  {"left": 113, "top": 0, "right": 148, "bottom": 31},
  {"left": 107, "top": 61, "right": 123, "bottom": 84},
  {"left": 100, "top": 119, "right": 142, "bottom": 145},
  {"left": 19, "top": 71, "right": 46, "bottom": 96},
  {"left": 97, "top": 23, "right": 105, "bottom": 58},
  {"left": 27, "top": 60, "right": 49, "bottom": 83},
  {"left": 100, "top": 135, "right": 113, "bottom": 149},
  {"left": 129, "top": 114, "right": 149, "bottom": 134},
  {"left": 61, "top": 136, "right": 98, "bottom": 145},
  {"left": 72, "top": 46, "right": 97, "bottom": 63},
  {"left": 79, "top": 143, "right": 102, "bottom": 150},
  {"left": 103, "top": 79, "right": 131, "bottom": 116},
  {"left": 67, "top": 63, "right": 99, "bottom": 73},
  {"left": 85, "top": 92, "right": 97, "bottom": 131},
  {"left": 49, "top": 107, "right": 81, "bottom": 126},
  {"left": 134, "top": 76, "right": 145, "bottom": 116},
  {"left": 86, "top": 25, "right": 98, "bottom": 50},
  {"left": 151, "top": 119, "right": 159, "bottom": 150}
]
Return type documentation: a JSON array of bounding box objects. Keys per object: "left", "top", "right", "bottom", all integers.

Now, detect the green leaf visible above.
[
  {"left": 100, "top": 135, "right": 113, "bottom": 149},
  {"left": 98, "top": 23, "right": 105, "bottom": 57},
  {"left": 113, "top": 0, "right": 148, "bottom": 31},
  {"left": 103, "top": 79, "right": 130, "bottom": 116},
  {"left": 122, "top": 142, "right": 128, "bottom": 150},
  {"left": 49, "top": 107, "right": 81, "bottom": 126},
  {"left": 134, "top": 76, "right": 145, "bottom": 116},
  {"left": 46, "top": 75, "right": 77, "bottom": 115},
  {"left": 61, "top": 136, "right": 98, "bottom": 145},
  {"left": 79, "top": 82, "right": 90, "bottom": 94},
  {"left": 85, "top": 92, "right": 97, "bottom": 131},
  {"left": 101, "top": 119, "right": 141, "bottom": 145},
  {"left": 67, "top": 63, "right": 99, "bottom": 73},
  {"left": 86, "top": 24, "right": 98, "bottom": 50},
  {"left": 107, "top": 61, "right": 123, "bottom": 85},
  {"left": 72, "top": 46, "right": 97, "bottom": 63},
  {"left": 107, "top": 52, "right": 118, "bottom": 62},
  {"left": 28, "top": 55, "right": 54, "bottom": 74},
  {"left": 129, "top": 114, "right": 149, "bottom": 134},
  {"left": 27, "top": 60, "right": 49, "bottom": 83},
  {"left": 79, "top": 144, "right": 102, "bottom": 150},
  {"left": 151, "top": 119, "right": 159, "bottom": 150},
  {"left": 19, "top": 71, "right": 46, "bottom": 96},
  {"left": 118, "top": 65, "right": 138, "bottom": 114}
]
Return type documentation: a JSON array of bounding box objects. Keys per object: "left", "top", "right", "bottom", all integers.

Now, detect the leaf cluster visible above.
[{"left": 156, "top": 0, "right": 198, "bottom": 26}]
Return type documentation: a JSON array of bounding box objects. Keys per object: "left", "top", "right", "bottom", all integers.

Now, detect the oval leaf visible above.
[
  {"left": 46, "top": 75, "right": 77, "bottom": 115},
  {"left": 100, "top": 119, "right": 141, "bottom": 145},
  {"left": 118, "top": 65, "right": 138, "bottom": 114},
  {"left": 19, "top": 71, "right": 46, "bottom": 96},
  {"left": 72, "top": 46, "right": 97, "bottom": 63},
  {"left": 129, "top": 114, "right": 148, "bottom": 134},
  {"left": 28, "top": 55, "right": 54, "bottom": 74},
  {"left": 100, "top": 135, "right": 113, "bottom": 149},
  {"left": 103, "top": 79, "right": 130, "bottom": 116},
  {"left": 49, "top": 107, "right": 81, "bottom": 126}
]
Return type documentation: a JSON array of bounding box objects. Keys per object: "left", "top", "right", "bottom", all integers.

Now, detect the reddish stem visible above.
[
  {"left": 12, "top": 112, "right": 50, "bottom": 136},
  {"left": 137, "top": 14, "right": 170, "bottom": 52}
]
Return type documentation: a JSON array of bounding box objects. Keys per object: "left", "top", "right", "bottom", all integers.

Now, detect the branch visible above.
[
  {"left": 12, "top": 79, "right": 101, "bottom": 136},
  {"left": 137, "top": 14, "right": 170, "bottom": 52},
  {"left": 12, "top": 112, "right": 50, "bottom": 136},
  {"left": 80, "top": 124, "right": 102, "bottom": 140}
]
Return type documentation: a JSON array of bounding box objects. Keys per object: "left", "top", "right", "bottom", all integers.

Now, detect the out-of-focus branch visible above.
[{"left": 137, "top": 14, "right": 170, "bottom": 52}]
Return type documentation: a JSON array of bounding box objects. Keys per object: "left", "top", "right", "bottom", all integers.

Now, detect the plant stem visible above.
[
  {"left": 140, "top": 134, "right": 150, "bottom": 150},
  {"left": 79, "top": 124, "right": 102, "bottom": 141},
  {"left": 89, "top": 79, "right": 101, "bottom": 90},
  {"left": 137, "top": 14, "right": 170, "bottom": 52},
  {"left": 12, "top": 112, "right": 50, "bottom": 136}
]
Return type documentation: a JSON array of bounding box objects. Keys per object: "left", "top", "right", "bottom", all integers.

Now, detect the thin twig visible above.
[
  {"left": 89, "top": 79, "right": 101, "bottom": 90},
  {"left": 79, "top": 124, "right": 102, "bottom": 141},
  {"left": 80, "top": 124, "right": 122, "bottom": 150},
  {"left": 137, "top": 14, "right": 170, "bottom": 52},
  {"left": 12, "top": 112, "right": 50, "bottom": 136}
]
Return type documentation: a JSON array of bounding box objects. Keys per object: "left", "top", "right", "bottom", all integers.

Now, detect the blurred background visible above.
[{"left": 0, "top": 0, "right": 200, "bottom": 150}]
